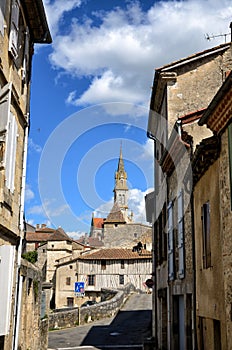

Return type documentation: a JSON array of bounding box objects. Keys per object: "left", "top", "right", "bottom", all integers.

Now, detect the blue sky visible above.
[{"left": 25, "top": 0, "right": 232, "bottom": 238}]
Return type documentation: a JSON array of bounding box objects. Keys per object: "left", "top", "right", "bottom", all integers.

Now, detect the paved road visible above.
[{"left": 48, "top": 292, "right": 152, "bottom": 350}]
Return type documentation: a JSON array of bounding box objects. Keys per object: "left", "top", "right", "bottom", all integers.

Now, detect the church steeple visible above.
[{"left": 114, "top": 145, "right": 128, "bottom": 213}]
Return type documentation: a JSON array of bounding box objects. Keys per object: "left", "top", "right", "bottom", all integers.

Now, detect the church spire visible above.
[{"left": 113, "top": 145, "right": 128, "bottom": 213}]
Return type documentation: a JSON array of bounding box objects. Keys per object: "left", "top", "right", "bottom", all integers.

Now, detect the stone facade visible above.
[
  {"left": 146, "top": 43, "right": 232, "bottom": 350},
  {"left": 0, "top": 2, "right": 51, "bottom": 350},
  {"left": 193, "top": 71, "right": 232, "bottom": 349}
]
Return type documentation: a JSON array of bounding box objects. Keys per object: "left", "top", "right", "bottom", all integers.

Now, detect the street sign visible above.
[{"left": 74, "top": 282, "right": 85, "bottom": 297}]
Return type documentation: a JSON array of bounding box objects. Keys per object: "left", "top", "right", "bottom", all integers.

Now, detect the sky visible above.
[{"left": 25, "top": 0, "right": 232, "bottom": 238}]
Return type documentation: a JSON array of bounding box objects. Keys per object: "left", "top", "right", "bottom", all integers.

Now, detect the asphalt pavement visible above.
[{"left": 48, "top": 292, "right": 152, "bottom": 350}]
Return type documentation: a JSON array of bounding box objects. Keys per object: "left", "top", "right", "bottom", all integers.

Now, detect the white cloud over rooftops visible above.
[{"left": 45, "top": 0, "right": 232, "bottom": 107}]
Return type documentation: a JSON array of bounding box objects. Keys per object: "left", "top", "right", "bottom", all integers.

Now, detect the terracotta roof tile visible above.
[
  {"left": 79, "top": 248, "right": 152, "bottom": 260},
  {"left": 93, "top": 218, "right": 104, "bottom": 228},
  {"left": 26, "top": 227, "right": 72, "bottom": 242}
]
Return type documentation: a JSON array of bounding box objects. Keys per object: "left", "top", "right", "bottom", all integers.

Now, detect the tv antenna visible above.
[{"left": 205, "top": 22, "right": 232, "bottom": 43}]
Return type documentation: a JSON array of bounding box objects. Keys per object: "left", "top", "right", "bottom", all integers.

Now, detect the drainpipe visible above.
[
  {"left": 189, "top": 141, "right": 197, "bottom": 350},
  {"left": 12, "top": 116, "right": 29, "bottom": 350},
  {"left": 147, "top": 132, "right": 158, "bottom": 348}
]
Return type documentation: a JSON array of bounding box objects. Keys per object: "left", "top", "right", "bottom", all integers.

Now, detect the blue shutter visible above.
[
  {"left": 168, "top": 201, "right": 174, "bottom": 280},
  {"left": 177, "top": 190, "right": 185, "bottom": 278},
  {"left": 5, "top": 113, "right": 18, "bottom": 192}
]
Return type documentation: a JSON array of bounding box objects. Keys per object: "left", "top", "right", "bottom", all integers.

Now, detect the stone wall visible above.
[
  {"left": 49, "top": 283, "right": 136, "bottom": 329},
  {"left": 104, "top": 223, "right": 152, "bottom": 249}
]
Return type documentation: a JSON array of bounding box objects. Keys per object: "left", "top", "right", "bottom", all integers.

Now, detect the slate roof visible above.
[
  {"left": 104, "top": 202, "right": 126, "bottom": 224},
  {"left": 76, "top": 236, "right": 104, "bottom": 248},
  {"left": 79, "top": 248, "right": 152, "bottom": 260}
]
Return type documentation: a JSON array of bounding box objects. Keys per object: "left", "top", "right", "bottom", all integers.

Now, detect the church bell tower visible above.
[{"left": 113, "top": 146, "right": 128, "bottom": 215}]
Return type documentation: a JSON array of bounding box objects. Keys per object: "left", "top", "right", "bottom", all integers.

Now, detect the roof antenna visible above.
[{"left": 205, "top": 23, "right": 231, "bottom": 43}]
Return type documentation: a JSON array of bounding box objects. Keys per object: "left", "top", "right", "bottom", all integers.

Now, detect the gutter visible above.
[{"left": 12, "top": 116, "right": 29, "bottom": 350}]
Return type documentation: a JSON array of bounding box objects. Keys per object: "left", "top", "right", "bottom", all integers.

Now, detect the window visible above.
[
  {"left": 101, "top": 260, "right": 106, "bottom": 270},
  {"left": 177, "top": 190, "right": 185, "bottom": 278},
  {"left": 168, "top": 201, "right": 174, "bottom": 280},
  {"left": 228, "top": 123, "right": 232, "bottom": 209},
  {"left": 69, "top": 265, "right": 73, "bottom": 269},
  {"left": 119, "top": 275, "right": 124, "bottom": 285},
  {"left": 202, "top": 202, "right": 211, "bottom": 269},
  {"left": 66, "top": 277, "right": 71, "bottom": 286},
  {"left": 67, "top": 297, "right": 74, "bottom": 307},
  {"left": 87, "top": 275, "right": 95, "bottom": 286},
  {"left": 0, "top": 0, "right": 6, "bottom": 36},
  {"left": 121, "top": 260, "right": 125, "bottom": 269}
]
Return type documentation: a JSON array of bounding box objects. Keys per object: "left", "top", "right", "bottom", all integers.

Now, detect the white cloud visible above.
[
  {"left": 67, "top": 231, "right": 85, "bottom": 240},
  {"left": 25, "top": 184, "right": 35, "bottom": 201},
  {"left": 128, "top": 188, "right": 153, "bottom": 223},
  {"left": 141, "top": 139, "right": 154, "bottom": 160},
  {"left": 44, "top": 0, "right": 82, "bottom": 36},
  {"left": 47, "top": 0, "right": 232, "bottom": 107},
  {"left": 27, "top": 204, "right": 45, "bottom": 215},
  {"left": 28, "top": 138, "right": 42, "bottom": 153}
]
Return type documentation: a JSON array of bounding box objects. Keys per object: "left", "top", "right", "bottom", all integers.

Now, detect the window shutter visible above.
[
  {"left": 177, "top": 190, "right": 184, "bottom": 278},
  {"left": 0, "top": 0, "right": 6, "bottom": 36},
  {"left": 22, "top": 27, "right": 29, "bottom": 83},
  {"left": 168, "top": 201, "right": 174, "bottom": 280},
  {"left": 0, "top": 82, "right": 12, "bottom": 135},
  {"left": 0, "top": 83, "right": 12, "bottom": 166},
  {"left": 228, "top": 123, "right": 232, "bottom": 209},
  {"left": 9, "top": 0, "right": 20, "bottom": 59},
  {"left": 5, "top": 113, "right": 18, "bottom": 192}
]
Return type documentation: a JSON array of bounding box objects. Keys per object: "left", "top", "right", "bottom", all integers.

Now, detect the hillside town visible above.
[{"left": 0, "top": 1, "right": 232, "bottom": 350}]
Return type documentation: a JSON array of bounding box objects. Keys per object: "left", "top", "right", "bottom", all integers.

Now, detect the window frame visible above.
[
  {"left": 119, "top": 274, "right": 124, "bottom": 285},
  {"left": 87, "top": 274, "right": 95, "bottom": 286}
]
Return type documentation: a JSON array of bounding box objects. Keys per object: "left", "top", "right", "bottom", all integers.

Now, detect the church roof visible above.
[
  {"left": 79, "top": 248, "right": 152, "bottom": 260},
  {"left": 92, "top": 218, "right": 104, "bottom": 228},
  {"left": 104, "top": 202, "right": 126, "bottom": 224}
]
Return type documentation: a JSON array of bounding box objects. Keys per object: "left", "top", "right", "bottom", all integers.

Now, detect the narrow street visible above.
[{"left": 48, "top": 292, "right": 152, "bottom": 350}]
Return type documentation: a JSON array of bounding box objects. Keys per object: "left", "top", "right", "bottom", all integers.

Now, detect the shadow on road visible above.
[{"left": 80, "top": 309, "right": 152, "bottom": 349}]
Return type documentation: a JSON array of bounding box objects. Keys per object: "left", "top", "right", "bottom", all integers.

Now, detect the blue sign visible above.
[{"left": 75, "top": 282, "right": 85, "bottom": 293}]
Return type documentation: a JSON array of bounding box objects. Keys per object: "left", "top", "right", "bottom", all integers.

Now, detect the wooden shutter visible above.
[
  {"left": 9, "top": 0, "right": 20, "bottom": 59},
  {"left": 22, "top": 27, "right": 29, "bottom": 83},
  {"left": 0, "top": 82, "right": 12, "bottom": 135},
  {"left": 0, "top": 0, "right": 6, "bottom": 36},
  {"left": 0, "top": 83, "right": 12, "bottom": 166},
  {"left": 5, "top": 113, "right": 18, "bottom": 192},
  {"left": 168, "top": 201, "right": 174, "bottom": 280},
  {"left": 228, "top": 123, "right": 232, "bottom": 209},
  {"left": 177, "top": 190, "right": 184, "bottom": 278}
]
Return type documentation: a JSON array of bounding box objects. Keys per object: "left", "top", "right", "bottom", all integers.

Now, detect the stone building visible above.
[
  {"left": 0, "top": 1, "right": 51, "bottom": 350},
  {"left": 146, "top": 42, "right": 232, "bottom": 349},
  {"left": 193, "top": 71, "right": 232, "bottom": 350},
  {"left": 26, "top": 225, "right": 76, "bottom": 308}
]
